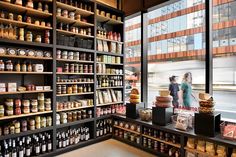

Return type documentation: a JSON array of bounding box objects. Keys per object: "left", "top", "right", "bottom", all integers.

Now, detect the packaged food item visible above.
[
  {"left": 206, "top": 142, "right": 215, "bottom": 156},
  {"left": 196, "top": 140, "right": 206, "bottom": 152},
  {"left": 26, "top": 0, "right": 33, "bottom": 8}
]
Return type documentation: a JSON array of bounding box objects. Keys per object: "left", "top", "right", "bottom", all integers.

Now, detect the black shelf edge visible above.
[
  {"left": 95, "top": 134, "right": 112, "bottom": 140},
  {"left": 0, "top": 126, "right": 53, "bottom": 141},
  {"left": 0, "top": 38, "right": 53, "bottom": 48},
  {"left": 96, "top": 51, "right": 124, "bottom": 57},
  {"left": 56, "top": 45, "right": 95, "bottom": 53},
  {"left": 39, "top": 135, "right": 111, "bottom": 157},
  {"left": 56, "top": 118, "right": 95, "bottom": 129},
  {"left": 113, "top": 114, "right": 236, "bottom": 148},
  {"left": 96, "top": 114, "right": 113, "bottom": 120},
  {"left": 113, "top": 136, "right": 169, "bottom": 157}
]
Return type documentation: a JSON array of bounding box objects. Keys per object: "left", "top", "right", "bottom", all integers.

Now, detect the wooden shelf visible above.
[
  {"left": 97, "top": 37, "right": 123, "bottom": 44},
  {"left": 0, "top": 38, "right": 53, "bottom": 48},
  {"left": 57, "top": 106, "right": 94, "bottom": 112},
  {"left": 57, "top": 82, "right": 94, "bottom": 85},
  {"left": 57, "top": 29, "right": 94, "bottom": 38},
  {"left": 0, "top": 54, "right": 52, "bottom": 60},
  {"left": 0, "top": 71, "right": 53, "bottom": 74},
  {"left": 0, "top": 1, "right": 52, "bottom": 18},
  {"left": 56, "top": 2, "right": 94, "bottom": 17},
  {"left": 184, "top": 147, "right": 218, "bottom": 157},
  {"left": 97, "top": 102, "right": 124, "bottom": 107},
  {"left": 0, "top": 90, "right": 52, "bottom": 95},
  {"left": 142, "top": 134, "right": 181, "bottom": 148},
  {"left": 0, "top": 111, "right": 53, "bottom": 121},
  {"left": 96, "top": 62, "right": 123, "bottom": 65},
  {"left": 114, "top": 125, "right": 141, "bottom": 135},
  {"left": 97, "top": 73, "right": 123, "bottom": 76},
  {"left": 56, "top": 72, "right": 94, "bottom": 75},
  {"left": 57, "top": 16, "right": 94, "bottom": 27},
  {"left": 96, "top": 15, "right": 123, "bottom": 25},
  {"left": 56, "top": 118, "right": 95, "bottom": 129},
  {"left": 0, "top": 18, "right": 52, "bottom": 30},
  {"left": 56, "top": 92, "right": 94, "bottom": 97},
  {"left": 56, "top": 45, "right": 95, "bottom": 53},
  {"left": 96, "top": 86, "right": 123, "bottom": 90},
  {"left": 57, "top": 59, "right": 94, "bottom": 63},
  {"left": 96, "top": 51, "right": 123, "bottom": 57},
  {"left": 0, "top": 126, "right": 53, "bottom": 141}
]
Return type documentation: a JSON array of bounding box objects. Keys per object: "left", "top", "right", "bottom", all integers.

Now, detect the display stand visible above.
[{"left": 152, "top": 107, "right": 173, "bottom": 126}]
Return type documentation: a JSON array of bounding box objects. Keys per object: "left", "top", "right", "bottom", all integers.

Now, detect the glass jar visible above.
[
  {"left": 6, "top": 60, "right": 13, "bottom": 71},
  {"left": 21, "top": 62, "right": 27, "bottom": 72},
  {"left": 0, "top": 60, "right": 4, "bottom": 71},
  {"left": 35, "top": 35, "right": 42, "bottom": 43},
  {"left": 26, "top": 0, "right": 33, "bottom": 8},
  {"left": 26, "top": 31, "right": 32, "bottom": 42},
  {"left": 15, "top": 62, "right": 21, "bottom": 72},
  {"left": 0, "top": 105, "right": 4, "bottom": 117}
]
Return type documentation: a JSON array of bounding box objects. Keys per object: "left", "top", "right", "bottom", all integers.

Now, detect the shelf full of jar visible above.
[
  {"left": 57, "top": 29, "right": 94, "bottom": 39},
  {"left": 56, "top": 16, "right": 94, "bottom": 27},
  {"left": 0, "top": 18, "right": 52, "bottom": 30},
  {"left": 56, "top": 92, "right": 94, "bottom": 97},
  {"left": 96, "top": 87, "right": 123, "bottom": 90},
  {"left": 0, "top": 71, "right": 53, "bottom": 74},
  {"left": 0, "top": 110, "right": 53, "bottom": 121},
  {"left": 0, "top": 1, "right": 52, "bottom": 18},
  {"left": 96, "top": 102, "right": 124, "bottom": 107},
  {"left": 113, "top": 125, "right": 141, "bottom": 135},
  {"left": 0, "top": 90, "right": 53, "bottom": 95},
  {"left": 96, "top": 15, "right": 123, "bottom": 25},
  {"left": 56, "top": 2, "right": 94, "bottom": 17},
  {"left": 57, "top": 105, "right": 94, "bottom": 112},
  {"left": 0, "top": 54, "right": 52, "bottom": 60},
  {"left": 56, "top": 59, "right": 94, "bottom": 63}
]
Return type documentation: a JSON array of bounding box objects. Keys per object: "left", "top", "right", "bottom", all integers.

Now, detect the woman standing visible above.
[{"left": 180, "top": 72, "right": 193, "bottom": 109}]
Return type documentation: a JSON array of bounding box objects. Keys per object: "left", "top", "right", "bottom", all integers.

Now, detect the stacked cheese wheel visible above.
[
  {"left": 198, "top": 93, "right": 215, "bottom": 114},
  {"left": 155, "top": 90, "right": 173, "bottom": 108},
  {"left": 129, "top": 88, "right": 140, "bottom": 104}
]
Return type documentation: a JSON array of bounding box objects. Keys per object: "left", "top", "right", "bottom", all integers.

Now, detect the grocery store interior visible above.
[{"left": 0, "top": 0, "right": 236, "bottom": 157}]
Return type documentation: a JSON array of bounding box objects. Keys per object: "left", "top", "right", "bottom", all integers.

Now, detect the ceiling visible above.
[{"left": 122, "top": 0, "right": 169, "bottom": 16}]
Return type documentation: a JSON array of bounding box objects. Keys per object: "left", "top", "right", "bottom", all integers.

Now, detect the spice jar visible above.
[
  {"left": 38, "top": 2, "right": 43, "bottom": 11},
  {"left": 35, "top": 35, "right": 42, "bottom": 43},
  {"left": 23, "top": 99, "right": 30, "bottom": 114},
  {"left": 47, "top": 116, "right": 52, "bottom": 126},
  {"left": 31, "top": 99, "right": 38, "bottom": 113},
  {"left": 10, "top": 126, "right": 15, "bottom": 135},
  {"left": 15, "top": 0, "right": 22, "bottom": 5},
  {"left": 45, "top": 98, "right": 51, "bottom": 111},
  {"left": 21, "top": 120, "right": 27, "bottom": 132},
  {"left": 0, "top": 60, "right": 4, "bottom": 71},
  {"left": 26, "top": 31, "right": 32, "bottom": 42},
  {"left": 26, "top": 0, "right": 33, "bottom": 8},
  {"left": 0, "top": 105, "right": 4, "bottom": 117},
  {"left": 26, "top": 17, "right": 31, "bottom": 23},
  {"left": 38, "top": 100, "right": 45, "bottom": 112},
  {"left": 6, "top": 60, "right": 13, "bottom": 71}
]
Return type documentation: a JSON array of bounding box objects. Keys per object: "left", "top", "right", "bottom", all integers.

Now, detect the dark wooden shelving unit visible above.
[{"left": 0, "top": 0, "right": 125, "bottom": 156}]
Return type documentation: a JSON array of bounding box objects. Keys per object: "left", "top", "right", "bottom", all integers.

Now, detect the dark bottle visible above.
[
  {"left": 41, "top": 136, "right": 46, "bottom": 154},
  {"left": 25, "top": 139, "right": 31, "bottom": 157},
  {"left": 8, "top": 140, "right": 12, "bottom": 157},
  {"left": 47, "top": 135, "right": 52, "bottom": 152},
  {"left": 0, "top": 145, "right": 2, "bottom": 157},
  {"left": 18, "top": 141, "right": 24, "bottom": 157},
  {"left": 11, "top": 140, "right": 17, "bottom": 157},
  {"left": 35, "top": 138, "right": 40, "bottom": 156},
  {"left": 3, "top": 144, "right": 9, "bottom": 157}
]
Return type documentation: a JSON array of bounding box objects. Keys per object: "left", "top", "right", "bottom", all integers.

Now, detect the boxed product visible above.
[
  {"left": 36, "top": 86, "right": 44, "bottom": 91},
  {"left": 43, "top": 86, "right": 51, "bottom": 90},
  {"left": 7, "top": 83, "right": 17, "bottom": 92},
  {"left": 33, "top": 64, "right": 44, "bottom": 72},
  {"left": 0, "top": 83, "right": 6, "bottom": 92}
]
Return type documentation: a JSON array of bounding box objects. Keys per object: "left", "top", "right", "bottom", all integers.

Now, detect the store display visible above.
[
  {"left": 221, "top": 121, "right": 236, "bottom": 140},
  {"left": 57, "top": 63, "right": 93, "bottom": 74},
  {"left": 56, "top": 99, "right": 93, "bottom": 111},
  {"left": 155, "top": 90, "right": 173, "bottom": 108},
  {"left": 139, "top": 109, "right": 152, "bottom": 121},
  {"left": 57, "top": 127, "right": 90, "bottom": 149},
  {"left": 96, "top": 119, "right": 113, "bottom": 137},
  {"left": 0, "top": 83, "right": 51, "bottom": 93},
  {"left": 97, "top": 76, "right": 123, "bottom": 88},
  {"left": 57, "top": 77, "right": 93, "bottom": 83},
  {"left": 97, "top": 89, "right": 122, "bottom": 104},
  {"left": 198, "top": 93, "right": 215, "bottom": 114},
  {"left": 97, "top": 55, "right": 121, "bottom": 64},
  {"left": 56, "top": 84, "right": 92, "bottom": 95},
  {"left": 96, "top": 63, "right": 123, "bottom": 74},
  {"left": 96, "top": 105, "right": 120, "bottom": 117},
  {"left": 129, "top": 88, "right": 140, "bottom": 104}
]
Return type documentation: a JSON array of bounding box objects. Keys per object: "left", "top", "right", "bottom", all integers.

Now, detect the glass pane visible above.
[
  {"left": 147, "top": 0, "right": 206, "bottom": 109},
  {"left": 213, "top": 1, "right": 236, "bottom": 120},
  {"left": 125, "top": 15, "right": 142, "bottom": 102}
]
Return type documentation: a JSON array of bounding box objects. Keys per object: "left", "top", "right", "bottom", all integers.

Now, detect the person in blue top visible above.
[
  {"left": 180, "top": 72, "right": 194, "bottom": 109},
  {"left": 169, "top": 76, "right": 179, "bottom": 108}
]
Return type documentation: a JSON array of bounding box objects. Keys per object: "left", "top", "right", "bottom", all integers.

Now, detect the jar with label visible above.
[
  {"left": 38, "top": 100, "right": 45, "bottom": 112},
  {"left": 21, "top": 120, "right": 27, "bottom": 132},
  {"left": 35, "top": 35, "right": 42, "bottom": 43},
  {"left": 26, "top": 31, "right": 32, "bottom": 42},
  {"left": 19, "top": 28, "right": 24, "bottom": 41},
  {"left": 0, "top": 60, "right": 4, "bottom": 71},
  {"left": 15, "top": 0, "right": 22, "bottom": 5},
  {"left": 21, "top": 62, "right": 27, "bottom": 72},
  {"left": 26, "top": 0, "right": 33, "bottom": 8},
  {"left": 62, "top": 10, "right": 68, "bottom": 18},
  {"left": 38, "top": 2, "right": 43, "bottom": 11},
  {"left": 35, "top": 116, "right": 41, "bottom": 129},
  {"left": 6, "top": 60, "right": 13, "bottom": 71},
  {"left": 45, "top": 98, "right": 51, "bottom": 111},
  {"left": 38, "top": 93, "right": 44, "bottom": 100},
  {"left": 0, "top": 105, "right": 4, "bottom": 117},
  {"left": 26, "top": 17, "right": 31, "bottom": 23},
  {"left": 67, "top": 86, "right": 72, "bottom": 94},
  {"left": 70, "top": 64, "right": 74, "bottom": 73},
  {"left": 29, "top": 119, "right": 35, "bottom": 130},
  {"left": 23, "top": 100, "right": 30, "bottom": 114},
  {"left": 84, "top": 65, "right": 88, "bottom": 73},
  {"left": 72, "top": 85, "right": 77, "bottom": 93},
  {"left": 15, "top": 62, "right": 21, "bottom": 72},
  {"left": 8, "top": 13, "right": 14, "bottom": 20},
  {"left": 31, "top": 99, "right": 38, "bottom": 113},
  {"left": 41, "top": 117, "right": 46, "bottom": 128},
  {"left": 44, "top": 4, "right": 49, "bottom": 13},
  {"left": 57, "top": 8, "right": 62, "bottom": 16},
  {"left": 47, "top": 116, "right": 52, "bottom": 126},
  {"left": 62, "top": 85, "right": 66, "bottom": 94}
]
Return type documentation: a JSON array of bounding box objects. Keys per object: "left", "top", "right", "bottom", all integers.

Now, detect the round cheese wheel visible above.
[
  {"left": 130, "top": 99, "right": 140, "bottom": 104},
  {"left": 156, "top": 96, "right": 173, "bottom": 102},
  {"left": 155, "top": 101, "right": 172, "bottom": 108},
  {"left": 130, "top": 94, "right": 139, "bottom": 99}
]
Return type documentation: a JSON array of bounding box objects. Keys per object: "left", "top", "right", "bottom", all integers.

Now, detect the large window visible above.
[
  {"left": 212, "top": 1, "right": 236, "bottom": 120},
  {"left": 147, "top": 0, "right": 206, "bottom": 109},
  {"left": 125, "top": 15, "right": 141, "bottom": 102}
]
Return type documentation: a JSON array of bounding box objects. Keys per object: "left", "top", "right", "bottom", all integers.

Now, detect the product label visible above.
[
  {"left": 18, "top": 151, "right": 24, "bottom": 157},
  {"left": 48, "top": 143, "right": 52, "bottom": 151},
  {"left": 42, "top": 144, "right": 46, "bottom": 152},
  {"left": 36, "top": 146, "right": 40, "bottom": 154},
  {"left": 26, "top": 149, "right": 31, "bottom": 156}
]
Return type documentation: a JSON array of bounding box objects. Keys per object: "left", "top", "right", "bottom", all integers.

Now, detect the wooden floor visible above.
[{"left": 57, "top": 139, "right": 156, "bottom": 157}]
